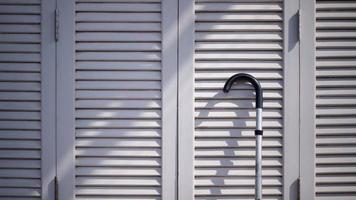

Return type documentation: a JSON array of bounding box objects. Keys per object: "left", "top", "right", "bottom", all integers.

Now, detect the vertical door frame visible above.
[
  {"left": 299, "top": 0, "right": 316, "bottom": 199},
  {"left": 56, "top": 0, "right": 76, "bottom": 199},
  {"left": 41, "top": 0, "right": 57, "bottom": 199},
  {"left": 161, "top": 0, "right": 179, "bottom": 199},
  {"left": 178, "top": 0, "right": 195, "bottom": 199},
  {"left": 283, "top": 0, "right": 300, "bottom": 199}
]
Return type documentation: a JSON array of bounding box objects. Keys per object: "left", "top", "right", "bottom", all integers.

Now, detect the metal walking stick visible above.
[{"left": 223, "top": 73, "right": 263, "bottom": 200}]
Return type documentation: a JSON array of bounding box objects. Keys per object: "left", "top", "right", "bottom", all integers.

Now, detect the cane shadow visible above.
[{"left": 196, "top": 83, "right": 256, "bottom": 199}]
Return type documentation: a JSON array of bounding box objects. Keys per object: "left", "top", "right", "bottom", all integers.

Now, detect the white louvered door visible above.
[
  {"left": 0, "top": 0, "right": 56, "bottom": 199},
  {"left": 56, "top": 0, "right": 177, "bottom": 199},
  {"left": 315, "top": 0, "right": 356, "bottom": 199},
  {"left": 193, "top": 0, "right": 284, "bottom": 199},
  {"left": 0, "top": 1, "right": 42, "bottom": 198}
]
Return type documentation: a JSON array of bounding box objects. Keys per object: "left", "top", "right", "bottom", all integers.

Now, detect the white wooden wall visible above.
[{"left": 0, "top": 0, "right": 355, "bottom": 199}]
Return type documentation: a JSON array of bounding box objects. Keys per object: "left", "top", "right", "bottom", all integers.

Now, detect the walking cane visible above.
[{"left": 223, "top": 73, "right": 263, "bottom": 200}]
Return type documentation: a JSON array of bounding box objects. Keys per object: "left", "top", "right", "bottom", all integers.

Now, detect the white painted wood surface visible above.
[
  {"left": 1, "top": 0, "right": 355, "bottom": 199},
  {"left": 193, "top": 0, "right": 284, "bottom": 199},
  {"left": 0, "top": 0, "right": 43, "bottom": 199},
  {"left": 315, "top": 1, "right": 356, "bottom": 199},
  {"left": 72, "top": 0, "right": 173, "bottom": 199}
]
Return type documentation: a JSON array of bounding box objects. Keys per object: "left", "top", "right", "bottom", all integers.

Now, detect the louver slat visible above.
[
  {"left": 194, "top": 0, "right": 284, "bottom": 199},
  {"left": 74, "top": 1, "right": 162, "bottom": 199},
  {"left": 0, "top": 0, "right": 42, "bottom": 199},
  {"left": 315, "top": 0, "right": 356, "bottom": 199}
]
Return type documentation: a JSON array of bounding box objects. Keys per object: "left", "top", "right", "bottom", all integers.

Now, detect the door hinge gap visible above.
[
  {"left": 54, "top": 176, "right": 58, "bottom": 200},
  {"left": 297, "top": 177, "right": 300, "bottom": 200},
  {"left": 55, "top": 9, "right": 59, "bottom": 41}
]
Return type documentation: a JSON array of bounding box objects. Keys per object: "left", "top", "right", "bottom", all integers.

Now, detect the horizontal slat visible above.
[
  {"left": 196, "top": 61, "right": 282, "bottom": 70},
  {"left": 76, "top": 33, "right": 161, "bottom": 42},
  {"left": 195, "top": 188, "right": 281, "bottom": 196},
  {"left": 76, "top": 167, "right": 160, "bottom": 176},
  {"left": 195, "top": 167, "right": 282, "bottom": 177},
  {"left": 0, "top": 130, "right": 40, "bottom": 139},
  {"left": 195, "top": 129, "right": 282, "bottom": 138},
  {"left": 316, "top": 98, "right": 356, "bottom": 106},
  {"left": 195, "top": 158, "right": 282, "bottom": 167},
  {"left": 76, "top": 22, "right": 161, "bottom": 32},
  {"left": 76, "top": 138, "right": 160, "bottom": 147},
  {"left": 76, "top": 177, "right": 160, "bottom": 186},
  {"left": 317, "top": 2, "right": 356, "bottom": 10},
  {"left": 76, "top": 13, "right": 161, "bottom": 22},
  {"left": 76, "top": 43, "right": 161, "bottom": 51},
  {"left": 316, "top": 31, "right": 356, "bottom": 39},
  {"left": 196, "top": 148, "right": 282, "bottom": 157},
  {"left": 0, "top": 53, "right": 40, "bottom": 62},
  {"left": 76, "top": 0, "right": 160, "bottom": 2},
  {"left": 76, "top": 129, "right": 161, "bottom": 138},
  {"left": 195, "top": 90, "right": 282, "bottom": 99},
  {"left": 0, "top": 5, "right": 40, "bottom": 14},
  {"left": 316, "top": 165, "right": 356, "bottom": 174},
  {"left": 0, "top": 111, "right": 40, "bottom": 120},
  {"left": 0, "top": 178, "right": 40, "bottom": 188},
  {"left": 0, "top": 102, "right": 40, "bottom": 111},
  {"left": 195, "top": 109, "right": 282, "bottom": 118},
  {"left": 0, "top": 15, "right": 40, "bottom": 23},
  {"left": 0, "top": 140, "right": 40, "bottom": 149},
  {"left": 76, "top": 119, "right": 161, "bottom": 128},
  {"left": 317, "top": 11, "right": 356, "bottom": 19},
  {"left": 76, "top": 61, "right": 161, "bottom": 70},
  {"left": 76, "top": 81, "right": 161, "bottom": 90},
  {"left": 0, "top": 44, "right": 40, "bottom": 53},
  {"left": 76, "top": 110, "right": 160, "bottom": 119},
  {"left": 317, "top": 156, "right": 356, "bottom": 165},
  {"left": 76, "top": 52, "right": 161, "bottom": 61},
  {"left": 0, "top": 169, "right": 40, "bottom": 178},
  {"left": 76, "top": 100, "right": 160, "bottom": 108},
  {"left": 195, "top": 99, "right": 282, "bottom": 109},
  {"left": 0, "top": 72, "right": 40, "bottom": 81},
  {"left": 196, "top": 32, "right": 282, "bottom": 41},
  {"left": 0, "top": 63, "right": 40, "bottom": 72},
  {"left": 196, "top": 3, "right": 282, "bottom": 11},
  {"left": 195, "top": 71, "right": 282, "bottom": 79},
  {"left": 195, "top": 138, "right": 282, "bottom": 148},
  {"left": 316, "top": 69, "right": 356, "bottom": 78},
  {"left": 316, "top": 21, "right": 356, "bottom": 30},
  {"left": 196, "top": 42, "right": 282, "bottom": 50},
  {"left": 196, "top": 22, "right": 282, "bottom": 31},
  {"left": 195, "top": 80, "right": 283, "bottom": 89},
  {"left": 0, "top": 24, "right": 40, "bottom": 33},
  {"left": 76, "top": 71, "right": 161, "bottom": 80},
  {"left": 196, "top": 13, "right": 282, "bottom": 21},
  {"left": 0, "top": 92, "right": 40, "bottom": 101},
  {"left": 0, "top": 150, "right": 40, "bottom": 159},
  {"left": 76, "top": 158, "right": 161, "bottom": 167},
  {"left": 317, "top": 60, "right": 356, "bottom": 68},
  {"left": 76, "top": 90, "right": 161, "bottom": 99},
  {"left": 317, "top": 146, "right": 356, "bottom": 155},
  {"left": 196, "top": 52, "right": 282, "bottom": 61},
  {"left": 76, "top": 3, "right": 160, "bottom": 12},
  {"left": 75, "top": 187, "right": 160, "bottom": 196},
  {"left": 76, "top": 148, "right": 160, "bottom": 157},
  {"left": 0, "top": 188, "right": 40, "bottom": 197}
]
